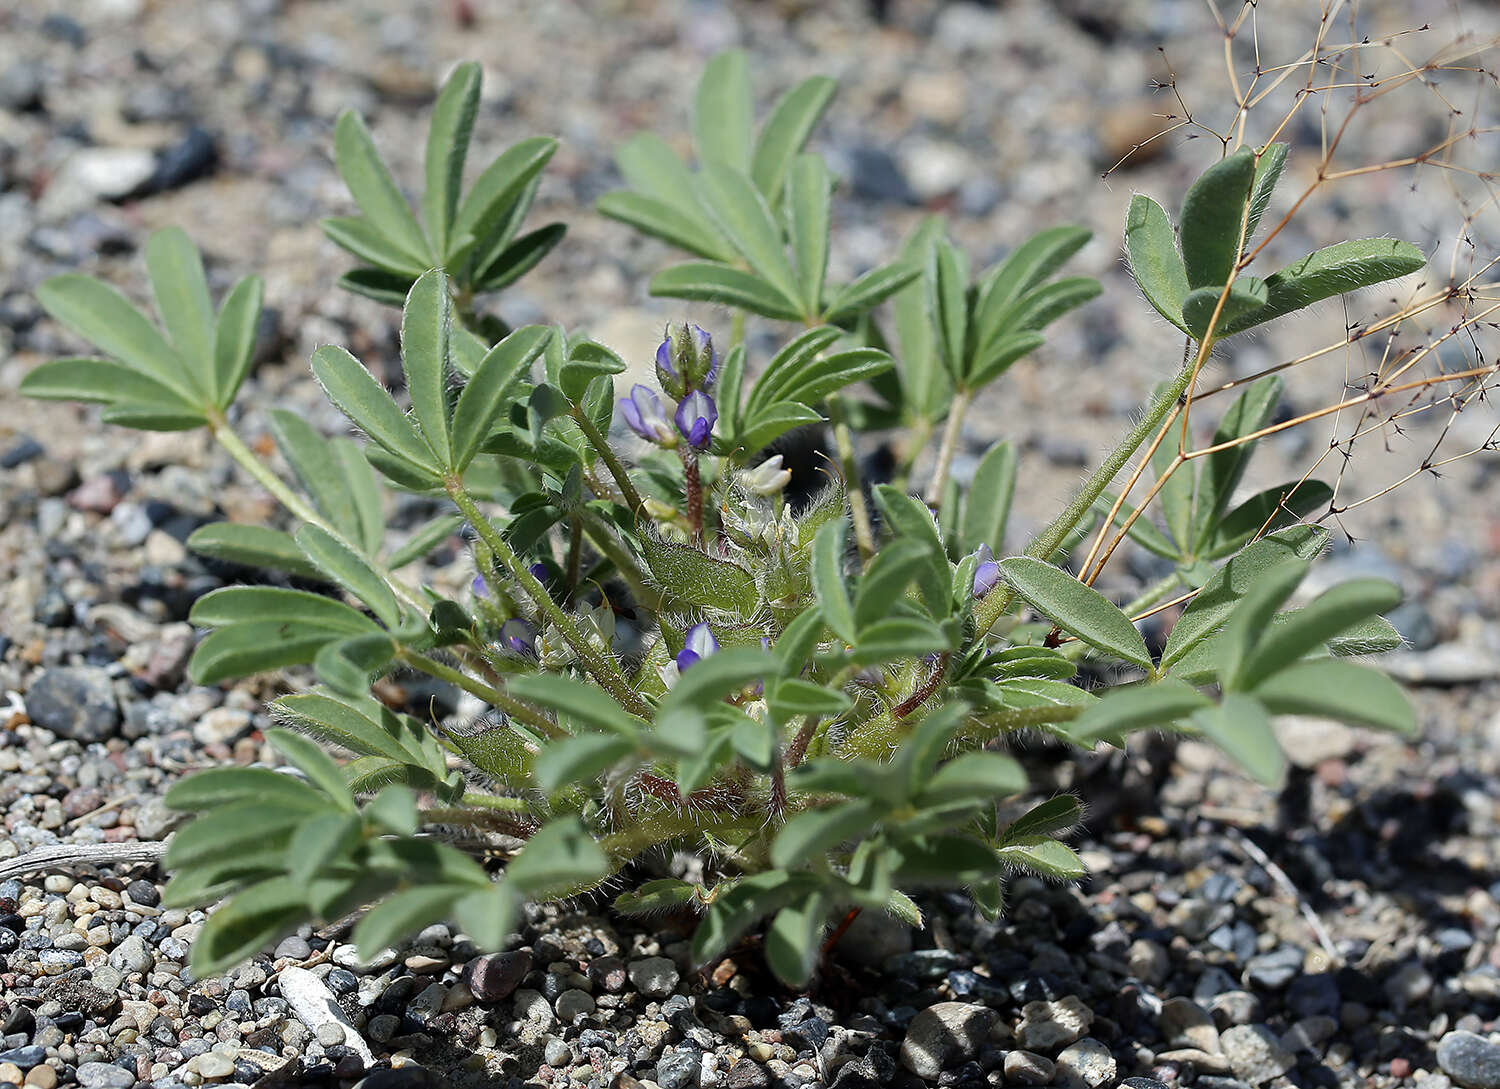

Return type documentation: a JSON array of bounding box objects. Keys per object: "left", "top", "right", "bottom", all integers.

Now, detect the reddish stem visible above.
[{"left": 892, "top": 653, "right": 951, "bottom": 720}]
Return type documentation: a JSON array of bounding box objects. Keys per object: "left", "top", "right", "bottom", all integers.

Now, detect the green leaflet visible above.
[
  {"left": 310, "top": 345, "right": 440, "bottom": 477},
  {"left": 1125, "top": 194, "right": 1190, "bottom": 333},
  {"left": 399, "top": 270, "right": 455, "bottom": 468},
  {"left": 752, "top": 75, "right": 838, "bottom": 202},
  {"left": 1179, "top": 147, "right": 1256, "bottom": 289},
  {"left": 693, "top": 50, "right": 753, "bottom": 172},
  {"left": 998, "top": 556, "right": 1152, "bottom": 669},
  {"left": 695, "top": 162, "right": 802, "bottom": 306},
  {"left": 333, "top": 109, "right": 432, "bottom": 265},
  {"left": 1192, "top": 693, "right": 1285, "bottom": 787},
  {"left": 786, "top": 154, "right": 831, "bottom": 318},
  {"left": 145, "top": 227, "right": 215, "bottom": 379},
  {"left": 1181, "top": 277, "right": 1267, "bottom": 340},
  {"left": 423, "top": 61, "right": 481, "bottom": 258},
  {"left": 961, "top": 441, "right": 1016, "bottom": 554},
  {"left": 649, "top": 263, "right": 803, "bottom": 321},
  {"left": 1222, "top": 238, "right": 1426, "bottom": 334}
]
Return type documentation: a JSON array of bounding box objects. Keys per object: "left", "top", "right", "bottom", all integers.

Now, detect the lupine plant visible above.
[{"left": 21, "top": 50, "right": 1482, "bottom": 985}]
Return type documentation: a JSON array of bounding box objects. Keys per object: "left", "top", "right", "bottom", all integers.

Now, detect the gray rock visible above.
[
  {"left": 1220, "top": 1024, "right": 1296, "bottom": 1085},
  {"left": 274, "top": 935, "right": 312, "bottom": 961},
  {"left": 1055, "top": 1038, "right": 1117, "bottom": 1089},
  {"left": 899, "top": 1001, "right": 997, "bottom": 1079},
  {"left": 76, "top": 1062, "right": 136, "bottom": 1088},
  {"left": 628, "top": 956, "right": 680, "bottom": 999},
  {"left": 464, "top": 950, "right": 531, "bottom": 1002},
  {"left": 657, "top": 1045, "right": 702, "bottom": 1089},
  {"left": 1004, "top": 1050, "right": 1056, "bottom": 1085},
  {"left": 1281, "top": 1016, "right": 1336, "bottom": 1054},
  {"left": 1159, "top": 997, "right": 1220, "bottom": 1052},
  {"left": 554, "top": 988, "right": 595, "bottom": 1021},
  {"left": 25, "top": 667, "right": 120, "bottom": 742},
  {"left": 1385, "top": 960, "right": 1433, "bottom": 1011},
  {"left": 0, "top": 1045, "right": 45, "bottom": 1068},
  {"left": 1015, "top": 996, "right": 1093, "bottom": 1050},
  {"left": 1438, "top": 1031, "right": 1500, "bottom": 1089},
  {"left": 1126, "top": 939, "right": 1169, "bottom": 985},
  {"left": 544, "top": 1036, "right": 570, "bottom": 1066},
  {"left": 108, "top": 934, "right": 154, "bottom": 976}
]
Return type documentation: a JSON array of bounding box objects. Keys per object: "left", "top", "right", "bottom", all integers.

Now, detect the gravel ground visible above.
[{"left": 2, "top": 1, "right": 1500, "bottom": 1088}]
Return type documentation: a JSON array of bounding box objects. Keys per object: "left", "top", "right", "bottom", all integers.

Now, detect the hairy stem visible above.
[
  {"left": 399, "top": 649, "right": 562, "bottom": 740},
  {"left": 926, "top": 388, "right": 972, "bottom": 507},
  {"left": 448, "top": 484, "right": 649, "bottom": 716},
  {"left": 826, "top": 398, "right": 875, "bottom": 567},
  {"left": 973, "top": 358, "right": 1199, "bottom": 634},
  {"left": 572, "top": 408, "right": 645, "bottom": 518}
]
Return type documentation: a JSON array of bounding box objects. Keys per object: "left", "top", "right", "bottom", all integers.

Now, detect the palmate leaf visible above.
[
  {"left": 746, "top": 326, "right": 841, "bottom": 415},
  {"left": 765, "top": 893, "right": 829, "bottom": 987},
  {"left": 453, "top": 136, "right": 560, "bottom": 264},
  {"left": 508, "top": 674, "right": 646, "bottom": 738},
  {"left": 165, "top": 767, "right": 329, "bottom": 814},
  {"left": 37, "top": 274, "right": 203, "bottom": 403},
  {"left": 20, "top": 358, "right": 202, "bottom": 418},
  {"left": 188, "top": 622, "right": 346, "bottom": 685},
  {"left": 269, "top": 410, "right": 382, "bottom": 554},
  {"left": 853, "top": 539, "right": 931, "bottom": 630},
  {"left": 354, "top": 886, "right": 466, "bottom": 962},
  {"left": 1203, "top": 478, "right": 1333, "bottom": 560},
  {"left": 975, "top": 225, "right": 1093, "bottom": 336},
  {"left": 452, "top": 325, "right": 552, "bottom": 470},
  {"left": 189, "top": 586, "right": 379, "bottom": 634},
  {"left": 1245, "top": 142, "right": 1289, "bottom": 242},
  {"left": 339, "top": 268, "right": 417, "bottom": 307},
  {"left": 1231, "top": 577, "right": 1402, "bottom": 690},
  {"left": 473, "top": 223, "right": 567, "bottom": 291}
]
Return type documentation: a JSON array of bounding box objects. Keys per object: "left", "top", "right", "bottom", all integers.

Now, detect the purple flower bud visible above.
[
  {"left": 529, "top": 562, "right": 551, "bottom": 584},
  {"left": 500, "top": 618, "right": 537, "bottom": 657},
  {"left": 674, "top": 390, "right": 717, "bottom": 451},
  {"left": 687, "top": 323, "right": 718, "bottom": 388},
  {"left": 971, "top": 544, "right": 1001, "bottom": 598},
  {"left": 471, "top": 574, "right": 490, "bottom": 599},
  {"left": 619, "top": 384, "right": 676, "bottom": 445},
  {"left": 654, "top": 337, "right": 684, "bottom": 398},
  {"left": 676, "top": 621, "right": 719, "bottom": 672}
]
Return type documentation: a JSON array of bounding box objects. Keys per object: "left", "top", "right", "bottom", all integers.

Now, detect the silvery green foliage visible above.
[{"left": 24, "top": 58, "right": 1423, "bottom": 983}]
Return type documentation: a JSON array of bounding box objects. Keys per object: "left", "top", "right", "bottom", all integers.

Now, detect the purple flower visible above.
[
  {"left": 971, "top": 544, "right": 1001, "bottom": 597},
  {"left": 619, "top": 384, "right": 675, "bottom": 445},
  {"left": 676, "top": 622, "right": 719, "bottom": 672},
  {"left": 674, "top": 390, "right": 717, "bottom": 451},
  {"left": 529, "top": 562, "right": 551, "bottom": 584},
  {"left": 471, "top": 574, "right": 490, "bottom": 599},
  {"left": 686, "top": 323, "right": 718, "bottom": 388},
  {"left": 500, "top": 618, "right": 537, "bottom": 657}
]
